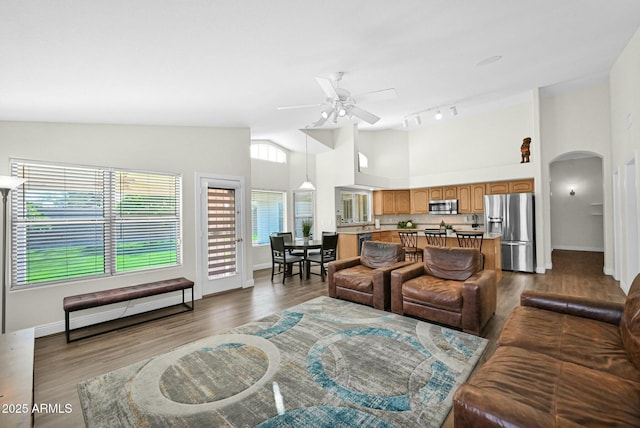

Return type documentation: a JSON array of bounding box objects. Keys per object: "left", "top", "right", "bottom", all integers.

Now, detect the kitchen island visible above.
[{"left": 337, "top": 229, "right": 502, "bottom": 281}]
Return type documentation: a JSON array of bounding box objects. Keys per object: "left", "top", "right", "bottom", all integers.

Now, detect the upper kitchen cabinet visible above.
[
  {"left": 487, "top": 179, "right": 534, "bottom": 194},
  {"left": 374, "top": 190, "right": 411, "bottom": 215},
  {"left": 410, "top": 188, "right": 429, "bottom": 214},
  {"left": 509, "top": 179, "right": 534, "bottom": 193},
  {"left": 428, "top": 187, "right": 444, "bottom": 201},
  {"left": 471, "top": 183, "right": 486, "bottom": 212},
  {"left": 457, "top": 185, "right": 471, "bottom": 213},
  {"left": 443, "top": 186, "right": 457, "bottom": 199}
]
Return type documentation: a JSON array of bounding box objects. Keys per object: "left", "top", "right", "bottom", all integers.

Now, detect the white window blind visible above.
[
  {"left": 10, "top": 160, "right": 182, "bottom": 287},
  {"left": 293, "top": 191, "right": 313, "bottom": 239},
  {"left": 251, "top": 190, "right": 285, "bottom": 245}
]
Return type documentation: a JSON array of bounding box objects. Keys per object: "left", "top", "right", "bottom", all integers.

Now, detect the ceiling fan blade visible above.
[
  {"left": 348, "top": 105, "right": 380, "bottom": 125},
  {"left": 353, "top": 88, "right": 397, "bottom": 104},
  {"left": 277, "top": 103, "right": 322, "bottom": 110},
  {"left": 315, "top": 77, "right": 339, "bottom": 99},
  {"left": 311, "top": 116, "right": 328, "bottom": 127}
]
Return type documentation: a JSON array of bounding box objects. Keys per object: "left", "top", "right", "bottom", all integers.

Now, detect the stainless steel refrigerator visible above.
[{"left": 484, "top": 193, "right": 536, "bottom": 273}]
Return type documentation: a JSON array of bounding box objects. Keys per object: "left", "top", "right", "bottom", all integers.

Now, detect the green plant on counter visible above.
[{"left": 397, "top": 220, "right": 416, "bottom": 229}]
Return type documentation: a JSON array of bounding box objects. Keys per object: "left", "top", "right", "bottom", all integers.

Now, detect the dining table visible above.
[{"left": 284, "top": 239, "right": 322, "bottom": 279}]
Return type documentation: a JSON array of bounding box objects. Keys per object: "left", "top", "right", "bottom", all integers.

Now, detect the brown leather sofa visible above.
[
  {"left": 453, "top": 275, "right": 640, "bottom": 427},
  {"left": 328, "top": 241, "right": 410, "bottom": 310},
  {"left": 390, "top": 246, "right": 496, "bottom": 336}
]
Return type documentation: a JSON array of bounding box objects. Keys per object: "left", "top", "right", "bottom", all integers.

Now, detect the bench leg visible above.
[{"left": 65, "top": 311, "right": 70, "bottom": 343}]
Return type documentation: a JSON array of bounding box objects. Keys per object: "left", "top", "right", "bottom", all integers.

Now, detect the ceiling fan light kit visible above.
[{"left": 278, "top": 72, "right": 393, "bottom": 127}]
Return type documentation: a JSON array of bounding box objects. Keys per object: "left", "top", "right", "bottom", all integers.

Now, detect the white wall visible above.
[
  {"left": 610, "top": 25, "right": 640, "bottom": 292},
  {"left": 550, "top": 157, "right": 604, "bottom": 251},
  {"left": 0, "top": 121, "right": 252, "bottom": 334},
  {"left": 356, "top": 129, "right": 409, "bottom": 189},
  {"left": 539, "top": 81, "right": 613, "bottom": 272},
  {"left": 316, "top": 125, "right": 356, "bottom": 234},
  {"left": 408, "top": 99, "right": 537, "bottom": 187}
]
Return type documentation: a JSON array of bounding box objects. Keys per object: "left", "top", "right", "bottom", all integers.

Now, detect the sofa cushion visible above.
[
  {"left": 454, "top": 346, "right": 640, "bottom": 428},
  {"left": 498, "top": 306, "right": 640, "bottom": 382},
  {"left": 333, "top": 265, "right": 374, "bottom": 293},
  {"left": 424, "top": 246, "right": 481, "bottom": 281},
  {"left": 402, "top": 276, "right": 462, "bottom": 312},
  {"left": 360, "top": 241, "right": 404, "bottom": 269},
  {"left": 621, "top": 275, "right": 640, "bottom": 371}
]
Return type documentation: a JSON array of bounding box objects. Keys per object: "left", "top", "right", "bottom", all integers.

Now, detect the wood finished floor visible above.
[{"left": 33, "top": 250, "right": 626, "bottom": 427}]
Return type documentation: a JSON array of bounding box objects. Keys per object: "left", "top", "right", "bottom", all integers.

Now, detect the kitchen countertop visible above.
[{"left": 337, "top": 229, "right": 500, "bottom": 239}]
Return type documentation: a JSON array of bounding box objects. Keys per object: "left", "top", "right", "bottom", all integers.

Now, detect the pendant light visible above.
[{"left": 299, "top": 132, "right": 315, "bottom": 190}]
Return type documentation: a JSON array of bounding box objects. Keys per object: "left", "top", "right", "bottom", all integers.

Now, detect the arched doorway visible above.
[{"left": 549, "top": 152, "right": 604, "bottom": 269}]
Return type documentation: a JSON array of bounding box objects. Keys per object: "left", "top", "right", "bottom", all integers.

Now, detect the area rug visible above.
[{"left": 78, "top": 296, "right": 487, "bottom": 427}]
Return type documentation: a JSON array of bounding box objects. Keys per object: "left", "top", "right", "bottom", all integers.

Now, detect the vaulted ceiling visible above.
[{"left": 1, "top": 1, "right": 640, "bottom": 152}]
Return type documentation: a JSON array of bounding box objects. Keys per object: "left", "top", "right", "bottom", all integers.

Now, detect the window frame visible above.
[
  {"left": 10, "top": 159, "right": 183, "bottom": 289},
  {"left": 250, "top": 143, "right": 287, "bottom": 164},
  {"left": 337, "top": 188, "right": 372, "bottom": 225},
  {"left": 293, "top": 190, "right": 315, "bottom": 239},
  {"left": 251, "top": 189, "right": 287, "bottom": 246}
]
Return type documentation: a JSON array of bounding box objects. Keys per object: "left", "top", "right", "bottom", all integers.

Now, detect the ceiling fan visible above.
[{"left": 277, "top": 72, "right": 396, "bottom": 127}]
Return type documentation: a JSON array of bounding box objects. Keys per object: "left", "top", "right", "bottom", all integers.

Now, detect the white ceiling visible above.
[{"left": 1, "top": 0, "right": 640, "bottom": 153}]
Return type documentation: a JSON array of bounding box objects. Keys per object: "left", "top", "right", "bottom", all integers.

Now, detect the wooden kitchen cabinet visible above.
[
  {"left": 429, "top": 187, "right": 444, "bottom": 201},
  {"left": 457, "top": 185, "right": 471, "bottom": 213},
  {"left": 486, "top": 181, "right": 510, "bottom": 194},
  {"left": 443, "top": 186, "right": 457, "bottom": 199},
  {"left": 509, "top": 179, "right": 534, "bottom": 193},
  {"left": 411, "top": 188, "right": 429, "bottom": 214},
  {"left": 471, "top": 183, "right": 486, "bottom": 212},
  {"left": 374, "top": 190, "right": 410, "bottom": 215}
]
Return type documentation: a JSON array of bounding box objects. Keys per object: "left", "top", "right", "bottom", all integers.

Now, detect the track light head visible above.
[
  {"left": 434, "top": 110, "right": 443, "bottom": 120},
  {"left": 402, "top": 119, "right": 408, "bottom": 128},
  {"left": 450, "top": 106, "right": 458, "bottom": 116},
  {"left": 415, "top": 116, "right": 422, "bottom": 125}
]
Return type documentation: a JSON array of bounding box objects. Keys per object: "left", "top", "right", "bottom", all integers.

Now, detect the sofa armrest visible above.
[
  {"left": 390, "top": 262, "right": 425, "bottom": 314},
  {"left": 327, "top": 257, "right": 362, "bottom": 298},
  {"left": 520, "top": 291, "right": 624, "bottom": 325},
  {"left": 461, "top": 269, "right": 497, "bottom": 335},
  {"left": 371, "top": 260, "right": 414, "bottom": 310}
]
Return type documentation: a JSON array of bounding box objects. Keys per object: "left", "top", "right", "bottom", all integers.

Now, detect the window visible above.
[
  {"left": 293, "top": 191, "right": 314, "bottom": 239},
  {"left": 251, "top": 190, "right": 285, "bottom": 245},
  {"left": 358, "top": 152, "right": 369, "bottom": 169},
  {"left": 250, "top": 143, "right": 286, "bottom": 164},
  {"left": 338, "top": 189, "right": 371, "bottom": 224},
  {"left": 10, "top": 160, "right": 182, "bottom": 287}
]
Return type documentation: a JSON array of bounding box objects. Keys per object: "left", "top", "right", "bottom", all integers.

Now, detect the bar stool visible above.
[
  {"left": 424, "top": 229, "right": 447, "bottom": 247},
  {"left": 398, "top": 231, "right": 423, "bottom": 262},
  {"left": 456, "top": 231, "right": 484, "bottom": 251}
]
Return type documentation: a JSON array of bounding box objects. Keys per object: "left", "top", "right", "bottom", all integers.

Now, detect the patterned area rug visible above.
[{"left": 78, "top": 296, "right": 487, "bottom": 427}]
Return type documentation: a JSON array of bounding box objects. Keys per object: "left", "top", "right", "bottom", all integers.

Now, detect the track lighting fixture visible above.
[
  {"left": 402, "top": 119, "right": 408, "bottom": 128},
  {"left": 415, "top": 116, "right": 422, "bottom": 125},
  {"left": 434, "top": 110, "right": 443, "bottom": 120},
  {"left": 402, "top": 103, "right": 459, "bottom": 127},
  {"left": 450, "top": 106, "right": 458, "bottom": 116}
]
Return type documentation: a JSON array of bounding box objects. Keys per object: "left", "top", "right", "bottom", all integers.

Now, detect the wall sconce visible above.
[{"left": 569, "top": 185, "right": 575, "bottom": 196}]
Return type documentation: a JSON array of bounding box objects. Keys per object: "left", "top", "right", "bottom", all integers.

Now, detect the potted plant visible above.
[{"left": 302, "top": 220, "right": 313, "bottom": 242}]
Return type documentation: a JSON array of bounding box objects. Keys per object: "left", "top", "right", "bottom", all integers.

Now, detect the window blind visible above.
[
  {"left": 251, "top": 190, "right": 285, "bottom": 245},
  {"left": 293, "top": 191, "right": 313, "bottom": 239},
  {"left": 207, "top": 187, "right": 237, "bottom": 279},
  {"left": 10, "top": 160, "right": 182, "bottom": 287}
]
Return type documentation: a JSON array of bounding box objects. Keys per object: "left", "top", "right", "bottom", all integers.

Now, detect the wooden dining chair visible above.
[
  {"left": 306, "top": 233, "right": 339, "bottom": 281},
  {"left": 398, "top": 231, "right": 423, "bottom": 262},
  {"left": 277, "top": 231, "right": 304, "bottom": 256},
  {"left": 269, "top": 235, "right": 303, "bottom": 284},
  {"left": 424, "top": 229, "right": 447, "bottom": 247},
  {"left": 456, "top": 231, "right": 484, "bottom": 251}
]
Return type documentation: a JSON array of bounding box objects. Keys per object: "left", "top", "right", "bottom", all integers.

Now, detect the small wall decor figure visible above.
[{"left": 520, "top": 137, "right": 531, "bottom": 163}]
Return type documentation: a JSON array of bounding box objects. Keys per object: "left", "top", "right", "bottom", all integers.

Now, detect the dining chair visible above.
[
  {"left": 277, "top": 231, "right": 304, "bottom": 256},
  {"left": 424, "top": 229, "right": 447, "bottom": 247},
  {"left": 398, "top": 231, "right": 423, "bottom": 262},
  {"left": 269, "top": 235, "right": 303, "bottom": 284},
  {"left": 456, "top": 231, "right": 484, "bottom": 251},
  {"left": 306, "top": 233, "right": 339, "bottom": 281}
]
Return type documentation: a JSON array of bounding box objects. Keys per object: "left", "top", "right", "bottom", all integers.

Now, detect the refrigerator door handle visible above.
[{"left": 488, "top": 217, "right": 502, "bottom": 222}]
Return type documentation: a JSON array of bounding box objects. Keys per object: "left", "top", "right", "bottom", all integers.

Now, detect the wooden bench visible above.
[{"left": 63, "top": 277, "right": 194, "bottom": 343}]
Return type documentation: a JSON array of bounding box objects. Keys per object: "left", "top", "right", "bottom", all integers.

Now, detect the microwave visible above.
[{"left": 429, "top": 199, "right": 458, "bottom": 215}]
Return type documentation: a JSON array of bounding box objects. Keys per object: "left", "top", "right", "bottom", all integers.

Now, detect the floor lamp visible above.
[{"left": 1, "top": 176, "right": 26, "bottom": 334}]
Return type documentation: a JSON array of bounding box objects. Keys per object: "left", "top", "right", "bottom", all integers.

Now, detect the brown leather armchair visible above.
[
  {"left": 390, "top": 245, "right": 496, "bottom": 336},
  {"left": 328, "top": 241, "right": 410, "bottom": 311}
]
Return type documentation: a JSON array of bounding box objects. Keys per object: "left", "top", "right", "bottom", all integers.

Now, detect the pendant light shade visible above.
[{"left": 299, "top": 133, "right": 315, "bottom": 190}]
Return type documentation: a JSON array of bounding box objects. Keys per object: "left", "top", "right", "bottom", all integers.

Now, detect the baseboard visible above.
[
  {"left": 34, "top": 293, "right": 195, "bottom": 339},
  {"left": 552, "top": 245, "right": 604, "bottom": 252},
  {"left": 253, "top": 263, "right": 271, "bottom": 270}
]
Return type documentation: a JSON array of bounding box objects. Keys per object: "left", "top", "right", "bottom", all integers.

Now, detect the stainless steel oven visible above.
[{"left": 428, "top": 199, "right": 458, "bottom": 215}]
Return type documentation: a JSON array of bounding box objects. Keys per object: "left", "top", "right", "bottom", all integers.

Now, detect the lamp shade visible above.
[
  {"left": 0, "top": 176, "right": 26, "bottom": 190},
  {"left": 299, "top": 180, "right": 315, "bottom": 191}
]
